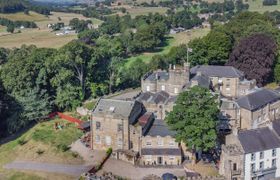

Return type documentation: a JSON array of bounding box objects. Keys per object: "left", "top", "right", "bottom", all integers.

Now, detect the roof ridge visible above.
[
  {"left": 238, "top": 126, "right": 269, "bottom": 134},
  {"left": 101, "top": 98, "right": 135, "bottom": 103}
]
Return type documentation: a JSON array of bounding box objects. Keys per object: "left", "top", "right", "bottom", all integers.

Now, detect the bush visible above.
[
  {"left": 57, "top": 144, "right": 70, "bottom": 152},
  {"left": 106, "top": 147, "right": 112, "bottom": 155},
  {"left": 17, "top": 139, "right": 27, "bottom": 145},
  {"left": 36, "top": 149, "right": 45, "bottom": 155},
  {"left": 72, "top": 152, "right": 79, "bottom": 158}
]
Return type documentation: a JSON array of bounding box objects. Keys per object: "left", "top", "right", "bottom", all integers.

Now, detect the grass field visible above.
[
  {"left": 0, "top": 25, "right": 6, "bottom": 33},
  {"left": 0, "top": 11, "right": 48, "bottom": 22},
  {"left": 0, "top": 29, "right": 77, "bottom": 49},
  {"left": 115, "top": 6, "right": 169, "bottom": 18},
  {"left": 247, "top": 0, "right": 280, "bottom": 12},
  {"left": 0, "top": 11, "right": 90, "bottom": 49},
  {"left": 91, "top": 18, "right": 104, "bottom": 26},
  {"left": 125, "top": 27, "right": 210, "bottom": 67},
  {"left": 0, "top": 118, "right": 84, "bottom": 179}
]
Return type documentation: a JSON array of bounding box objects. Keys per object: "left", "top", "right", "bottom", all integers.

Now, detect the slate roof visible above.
[
  {"left": 141, "top": 148, "right": 181, "bottom": 156},
  {"left": 79, "top": 121, "right": 90, "bottom": 130},
  {"left": 273, "top": 120, "right": 280, "bottom": 136},
  {"left": 145, "top": 119, "right": 176, "bottom": 137},
  {"left": 143, "top": 71, "right": 169, "bottom": 81},
  {"left": 191, "top": 74, "right": 210, "bottom": 88},
  {"left": 137, "top": 91, "right": 174, "bottom": 105},
  {"left": 190, "top": 65, "right": 244, "bottom": 78},
  {"left": 238, "top": 127, "right": 280, "bottom": 153},
  {"left": 236, "top": 89, "right": 280, "bottom": 111},
  {"left": 93, "top": 99, "right": 141, "bottom": 119}
]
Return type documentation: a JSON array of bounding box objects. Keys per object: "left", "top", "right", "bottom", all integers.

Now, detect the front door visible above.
[{"left": 157, "top": 156, "right": 162, "bottom": 165}]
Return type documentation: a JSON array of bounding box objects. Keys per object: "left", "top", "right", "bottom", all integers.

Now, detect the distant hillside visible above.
[
  {"left": 32, "top": 0, "right": 95, "bottom": 4},
  {"left": 0, "top": 0, "right": 51, "bottom": 15}
]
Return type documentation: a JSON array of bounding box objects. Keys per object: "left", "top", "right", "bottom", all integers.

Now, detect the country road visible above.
[{"left": 4, "top": 161, "right": 91, "bottom": 176}]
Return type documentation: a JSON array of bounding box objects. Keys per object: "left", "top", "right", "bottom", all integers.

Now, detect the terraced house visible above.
[
  {"left": 141, "top": 63, "right": 190, "bottom": 95},
  {"left": 190, "top": 65, "right": 256, "bottom": 99},
  {"left": 91, "top": 98, "right": 183, "bottom": 166},
  {"left": 220, "top": 88, "right": 280, "bottom": 131},
  {"left": 220, "top": 121, "right": 280, "bottom": 180}
]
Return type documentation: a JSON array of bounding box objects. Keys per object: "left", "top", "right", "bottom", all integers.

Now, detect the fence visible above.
[{"left": 49, "top": 112, "right": 83, "bottom": 126}]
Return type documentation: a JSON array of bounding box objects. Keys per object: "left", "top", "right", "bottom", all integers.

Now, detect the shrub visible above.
[
  {"left": 106, "top": 147, "right": 112, "bottom": 155},
  {"left": 17, "top": 139, "right": 27, "bottom": 145},
  {"left": 36, "top": 149, "right": 45, "bottom": 155},
  {"left": 72, "top": 152, "right": 79, "bottom": 158},
  {"left": 95, "top": 163, "right": 101, "bottom": 171},
  {"left": 57, "top": 144, "right": 70, "bottom": 152}
]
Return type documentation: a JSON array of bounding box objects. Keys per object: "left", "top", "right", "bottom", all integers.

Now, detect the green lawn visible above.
[
  {"left": 0, "top": 11, "right": 48, "bottom": 22},
  {"left": 247, "top": 0, "right": 280, "bottom": 13},
  {"left": 115, "top": 7, "right": 169, "bottom": 18},
  {"left": 91, "top": 18, "right": 104, "bottom": 26},
  {"left": 124, "top": 27, "right": 210, "bottom": 67},
  {"left": 0, "top": 118, "right": 84, "bottom": 179},
  {"left": 0, "top": 11, "right": 92, "bottom": 49}
]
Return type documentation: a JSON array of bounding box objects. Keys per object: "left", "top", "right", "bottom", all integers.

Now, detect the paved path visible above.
[
  {"left": 4, "top": 161, "right": 91, "bottom": 176},
  {"left": 98, "top": 159, "right": 186, "bottom": 179},
  {"left": 71, "top": 139, "right": 106, "bottom": 165}
]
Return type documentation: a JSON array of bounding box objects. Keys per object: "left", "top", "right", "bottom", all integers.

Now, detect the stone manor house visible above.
[{"left": 90, "top": 62, "right": 280, "bottom": 178}]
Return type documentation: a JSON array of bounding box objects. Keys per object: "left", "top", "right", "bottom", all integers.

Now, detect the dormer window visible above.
[{"left": 109, "top": 106, "right": 115, "bottom": 112}]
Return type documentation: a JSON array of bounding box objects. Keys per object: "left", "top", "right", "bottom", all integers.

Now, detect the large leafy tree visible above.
[
  {"left": 227, "top": 34, "right": 277, "bottom": 86},
  {"left": 0, "top": 81, "right": 9, "bottom": 137},
  {"left": 189, "top": 29, "right": 233, "bottom": 65},
  {"left": 0, "top": 46, "right": 55, "bottom": 132},
  {"left": 166, "top": 86, "right": 219, "bottom": 152},
  {"left": 0, "top": 48, "right": 9, "bottom": 65},
  {"left": 188, "top": 11, "right": 280, "bottom": 66}
]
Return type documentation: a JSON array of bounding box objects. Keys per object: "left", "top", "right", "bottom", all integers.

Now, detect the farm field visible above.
[
  {"left": 0, "top": 11, "right": 48, "bottom": 22},
  {"left": 125, "top": 27, "right": 210, "bottom": 67},
  {"left": 0, "top": 29, "right": 77, "bottom": 49},
  {"left": 0, "top": 118, "right": 83, "bottom": 180},
  {"left": 116, "top": 6, "right": 169, "bottom": 18},
  {"left": 247, "top": 0, "right": 280, "bottom": 12},
  {"left": 0, "top": 12, "right": 90, "bottom": 49}
]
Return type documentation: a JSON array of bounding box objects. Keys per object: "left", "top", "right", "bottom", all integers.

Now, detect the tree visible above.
[
  {"left": 0, "top": 46, "right": 55, "bottom": 132},
  {"left": 69, "top": 18, "right": 91, "bottom": 33},
  {"left": 132, "top": 22, "right": 167, "bottom": 52},
  {"left": 7, "top": 24, "right": 14, "bottom": 33},
  {"left": 0, "top": 81, "right": 9, "bottom": 137},
  {"left": 189, "top": 29, "right": 233, "bottom": 65},
  {"left": 166, "top": 86, "right": 219, "bottom": 152},
  {"left": 17, "top": 88, "right": 52, "bottom": 122},
  {"left": 49, "top": 41, "right": 93, "bottom": 106},
  {"left": 227, "top": 34, "right": 277, "bottom": 86},
  {"left": 0, "top": 48, "right": 9, "bottom": 65}
]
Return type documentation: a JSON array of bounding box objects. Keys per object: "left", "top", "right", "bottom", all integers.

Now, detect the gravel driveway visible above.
[
  {"left": 4, "top": 161, "right": 91, "bottom": 176},
  {"left": 98, "top": 158, "right": 186, "bottom": 179}
]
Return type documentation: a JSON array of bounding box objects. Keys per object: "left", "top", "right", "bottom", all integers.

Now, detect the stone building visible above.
[
  {"left": 91, "top": 99, "right": 185, "bottom": 166},
  {"left": 140, "top": 119, "right": 182, "bottom": 166},
  {"left": 141, "top": 63, "right": 190, "bottom": 95},
  {"left": 190, "top": 65, "right": 256, "bottom": 99},
  {"left": 220, "top": 121, "right": 280, "bottom": 180},
  {"left": 220, "top": 88, "right": 280, "bottom": 131},
  {"left": 91, "top": 99, "right": 144, "bottom": 152},
  {"left": 136, "top": 91, "right": 176, "bottom": 120}
]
